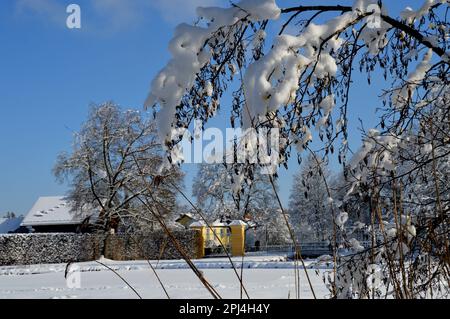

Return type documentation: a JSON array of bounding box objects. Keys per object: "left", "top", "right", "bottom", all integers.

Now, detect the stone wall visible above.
[{"left": 0, "top": 230, "right": 201, "bottom": 266}]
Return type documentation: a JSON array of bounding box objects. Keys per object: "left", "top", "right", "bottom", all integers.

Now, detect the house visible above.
[
  {"left": 176, "top": 214, "right": 248, "bottom": 257},
  {"left": 0, "top": 216, "right": 25, "bottom": 234},
  {"left": 21, "top": 196, "right": 97, "bottom": 233},
  {"left": 175, "top": 213, "right": 197, "bottom": 228},
  {"left": 191, "top": 219, "right": 232, "bottom": 250}
]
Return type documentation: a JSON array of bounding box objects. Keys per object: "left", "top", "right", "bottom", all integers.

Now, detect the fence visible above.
[{"left": 246, "top": 241, "right": 372, "bottom": 257}]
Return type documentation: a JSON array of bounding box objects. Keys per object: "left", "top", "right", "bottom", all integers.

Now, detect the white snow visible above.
[
  {"left": 317, "top": 95, "right": 335, "bottom": 129},
  {"left": 393, "top": 49, "right": 433, "bottom": 109},
  {"left": 400, "top": 0, "right": 446, "bottom": 23},
  {"left": 349, "top": 238, "right": 365, "bottom": 252},
  {"left": 189, "top": 221, "right": 206, "bottom": 227},
  {"left": 232, "top": 1, "right": 388, "bottom": 127},
  {"left": 241, "top": 9, "right": 359, "bottom": 127},
  {"left": 229, "top": 220, "right": 247, "bottom": 226},
  {"left": 147, "top": 0, "right": 396, "bottom": 138},
  {"left": 0, "top": 256, "right": 329, "bottom": 299},
  {"left": 145, "top": 0, "right": 280, "bottom": 142},
  {"left": 335, "top": 212, "right": 349, "bottom": 229},
  {"left": 146, "top": 0, "right": 443, "bottom": 145},
  {"left": 204, "top": 81, "right": 213, "bottom": 97},
  {"left": 21, "top": 196, "right": 96, "bottom": 227}
]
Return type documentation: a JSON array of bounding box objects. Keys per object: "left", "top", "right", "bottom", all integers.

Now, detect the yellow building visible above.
[{"left": 187, "top": 218, "right": 247, "bottom": 258}]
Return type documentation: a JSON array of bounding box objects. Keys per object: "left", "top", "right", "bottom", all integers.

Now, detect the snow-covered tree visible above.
[
  {"left": 4, "top": 212, "right": 16, "bottom": 219},
  {"left": 145, "top": 0, "right": 450, "bottom": 298},
  {"left": 289, "top": 155, "right": 333, "bottom": 242},
  {"left": 54, "top": 102, "right": 183, "bottom": 233},
  {"left": 193, "top": 163, "right": 290, "bottom": 244},
  {"left": 334, "top": 92, "right": 450, "bottom": 298}
]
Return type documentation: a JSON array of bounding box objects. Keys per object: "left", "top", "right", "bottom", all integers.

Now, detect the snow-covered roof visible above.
[
  {"left": 189, "top": 221, "right": 206, "bottom": 227},
  {"left": 189, "top": 218, "right": 250, "bottom": 228},
  {"left": 21, "top": 196, "right": 96, "bottom": 227},
  {"left": 211, "top": 219, "right": 228, "bottom": 227},
  {"left": 175, "top": 213, "right": 195, "bottom": 222},
  {"left": 0, "top": 217, "right": 24, "bottom": 233},
  {"left": 229, "top": 220, "right": 247, "bottom": 226}
]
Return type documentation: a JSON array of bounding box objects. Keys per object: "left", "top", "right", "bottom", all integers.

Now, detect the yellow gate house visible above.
[{"left": 176, "top": 215, "right": 248, "bottom": 258}]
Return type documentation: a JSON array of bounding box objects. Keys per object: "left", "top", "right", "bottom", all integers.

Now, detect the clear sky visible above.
[{"left": 0, "top": 0, "right": 424, "bottom": 216}]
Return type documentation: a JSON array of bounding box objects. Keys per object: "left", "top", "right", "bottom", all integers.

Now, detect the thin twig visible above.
[
  {"left": 268, "top": 174, "right": 317, "bottom": 299},
  {"left": 95, "top": 260, "right": 143, "bottom": 299}
]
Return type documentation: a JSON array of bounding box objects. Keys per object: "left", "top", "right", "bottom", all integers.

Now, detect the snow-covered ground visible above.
[{"left": 0, "top": 255, "right": 330, "bottom": 299}]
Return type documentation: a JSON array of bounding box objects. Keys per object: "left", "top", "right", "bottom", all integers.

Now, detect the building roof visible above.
[
  {"left": 229, "top": 220, "right": 247, "bottom": 226},
  {"left": 211, "top": 219, "right": 227, "bottom": 227},
  {"left": 175, "top": 213, "right": 194, "bottom": 223},
  {"left": 189, "top": 218, "right": 251, "bottom": 228},
  {"left": 175, "top": 213, "right": 198, "bottom": 228},
  {"left": 21, "top": 196, "right": 96, "bottom": 227},
  {"left": 0, "top": 217, "right": 24, "bottom": 233},
  {"left": 189, "top": 221, "right": 206, "bottom": 227}
]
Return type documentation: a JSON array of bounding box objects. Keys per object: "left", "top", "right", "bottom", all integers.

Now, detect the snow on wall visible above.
[{"left": 0, "top": 231, "right": 200, "bottom": 266}]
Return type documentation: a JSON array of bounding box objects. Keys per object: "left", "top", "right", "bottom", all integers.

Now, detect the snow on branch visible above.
[{"left": 145, "top": 0, "right": 280, "bottom": 143}]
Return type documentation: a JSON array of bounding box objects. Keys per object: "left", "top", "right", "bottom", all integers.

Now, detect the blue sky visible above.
[{"left": 0, "top": 0, "right": 423, "bottom": 216}]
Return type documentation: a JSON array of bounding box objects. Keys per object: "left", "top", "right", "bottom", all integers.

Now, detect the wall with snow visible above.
[{"left": 0, "top": 231, "right": 201, "bottom": 266}]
